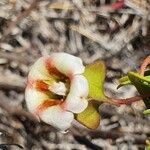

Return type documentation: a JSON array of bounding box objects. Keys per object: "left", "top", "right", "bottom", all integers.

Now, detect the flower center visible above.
[{"left": 48, "top": 81, "right": 67, "bottom": 96}]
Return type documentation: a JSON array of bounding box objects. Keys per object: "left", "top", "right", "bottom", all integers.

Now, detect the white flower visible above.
[{"left": 25, "top": 53, "right": 89, "bottom": 131}]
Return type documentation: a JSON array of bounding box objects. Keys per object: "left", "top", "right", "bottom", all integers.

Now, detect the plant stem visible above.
[
  {"left": 88, "top": 95, "right": 142, "bottom": 107},
  {"left": 108, "top": 95, "right": 143, "bottom": 106},
  {"left": 106, "top": 93, "right": 150, "bottom": 106}
]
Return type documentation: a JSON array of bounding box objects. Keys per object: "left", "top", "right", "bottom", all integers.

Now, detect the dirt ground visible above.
[{"left": 0, "top": 0, "right": 150, "bottom": 150}]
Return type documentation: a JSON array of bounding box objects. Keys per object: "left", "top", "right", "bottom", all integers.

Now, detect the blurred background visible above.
[{"left": 0, "top": 0, "right": 150, "bottom": 149}]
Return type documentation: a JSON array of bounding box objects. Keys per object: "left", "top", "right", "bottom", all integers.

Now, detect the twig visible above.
[
  {"left": 73, "top": 135, "right": 103, "bottom": 150},
  {"left": 0, "top": 82, "right": 24, "bottom": 92},
  {"left": 100, "top": 106, "right": 150, "bottom": 127},
  {"left": 88, "top": 130, "right": 146, "bottom": 145},
  {"left": 0, "top": 0, "right": 40, "bottom": 43},
  {"left": 70, "top": 128, "right": 103, "bottom": 150},
  {"left": 49, "top": 0, "right": 124, "bottom": 13},
  {"left": 92, "top": 0, "right": 124, "bottom": 13},
  {"left": 0, "top": 74, "right": 25, "bottom": 92},
  {"left": 140, "top": 55, "right": 150, "bottom": 76},
  {"left": 0, "top": 143, "right": 23, "bottom": 149},
  {"left": 0, "top": 94, "right": 38, "bottom": 122},
  {"left": 0, "top": 51, "right": 33, "bottom": 65}
]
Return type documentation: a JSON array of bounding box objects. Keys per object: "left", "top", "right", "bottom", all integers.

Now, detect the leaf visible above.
[
  {"left": 145, "top": 145, "right": 150, "bottom": 150},
  {"left": 145, "top": 140, "right": 150, "bottom": 150},
  {"left": 75, "top": 101, "right": 100, "bottom": 130},
  {"left": 83, "top": 61, "right": 106, "bottom": 101},
  {"left": 128, "top": 72, "right": 150, "bottom": 108},
  {"left": 117, "top": 75, "right": 131, "bottom": 89},
  {"left": 143, "top": 109, "right": 150, "bottom": 115},
  {"left": 117, "top": 70, "right": 150, "bottom": 89},
  {"left": 76, "top": 61, "right": 106, "bottom": 129}
]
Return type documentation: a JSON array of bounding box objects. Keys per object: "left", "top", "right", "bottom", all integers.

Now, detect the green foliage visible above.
[
  {"left": 76, "top": 61, "right": 107, "bottom": 129},
  {"left": 143, "top": 109, "right": 150, "bottom": 115},
  {"left": 75, "top": 101, "right": 100, "bottom": 129},
  {"left": 117, "top": 75, "right": 131, "bottom": 89},
  {"left": 145, "top": 140, "right": 150, "bottom": 150},
  {"left": 76, "top": 60, "right": 150, "bottom": 129},
  {"left": 128, "top": 72, "right": 150, "bottom": 108},
  {"left": 146, "top": 146, "right": 150, "bottom": 150},
  {"left": 83, "top": 61, "right": 107, "bottom": 101},
  {"left": 118, "top": 71, "right": 150, "bottom": 110}
]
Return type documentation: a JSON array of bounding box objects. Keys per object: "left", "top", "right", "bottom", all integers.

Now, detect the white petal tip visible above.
[{"left": 40, "top": 106, "right": 74, "bottom": 131}]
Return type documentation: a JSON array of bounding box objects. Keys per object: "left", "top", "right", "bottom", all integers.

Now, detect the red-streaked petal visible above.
[
  {"left": 25, "top": 89, "right": 50, "bottom": 113},
  {"left": 35, "top": 99, "right": 63, "bottom": 116},
  {"left": 28, "top": 57, "right": 51, "bottom": 80},
  {"left": 50, "top": 53, "right": 85, "bottom": 77},
  {"left": 26, "top": 79, "right": 49, "bottom": 92},
  {"left": 45, "top": 56, "right": 67, "bottom": 79}
]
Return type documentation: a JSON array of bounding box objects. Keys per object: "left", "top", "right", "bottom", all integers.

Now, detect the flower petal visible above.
[
  {"left": 25, "top": 89, "right": 49, "bottom": 113},
  {"left": 29, "top": 57, "right": 50, "bottom": 80},
  {"left": 69, "top": 75, "right": 89, "bottom": 97},
  {"left": 65, "top": 95, "right": 88, "bottom": 113},
  {"left": 40, "top": 106, "right": 74, "bottom": 131},
  {"left": 64, "top": 75, "right": 89, "bottom": 113},
  {"left": 51, "top": 53, "right": 85, "bottom": 77}
]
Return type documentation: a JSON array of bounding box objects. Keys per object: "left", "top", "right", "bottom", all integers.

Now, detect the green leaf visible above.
[
  {"left": 128, "top": 72, "right": 150, "bottom": 108},
  {"left": 145, "top": 140, "right": 150, "bottom": 150},
  {"left": 76, "top": 61, "right": 106, "bottom": 129},
  {"left": 143, "top": 109, "right": 150, "bottom": 115},
  {"left": 117, "top": 70, "right": 150, "bottom": 89},
  {"left": 117, "top": 75, "right": 131, "bottom": 89},
  {"left": 75, "top": 101, "right": 100, "bottom": 129},
  {"left": 83, "top": 61, "right": 106, "bottom": 101},
  {"left": 145, "top": 145, "right": 150, "bottom": 150}
]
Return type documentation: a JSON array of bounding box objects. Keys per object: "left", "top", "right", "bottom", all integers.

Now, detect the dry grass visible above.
[{"left": 0, "top": 0, "right": 150, "bottom": 149}]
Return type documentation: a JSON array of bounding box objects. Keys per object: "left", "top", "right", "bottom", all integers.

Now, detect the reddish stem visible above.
[
  {"left": 109, "top": 55, "right": 150, "bottom": 106},
  {"left": 106, "top": 93, "right": 150, "bottom": 106},
  {"left": 108, "top": 95, "right": 142, "bottom": 106},
  {"left": 90, "top": 95, "right": 144, "bottom": 107},
  {"left": 140, "top": 55, "right": 150, "bottom": 76}
]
